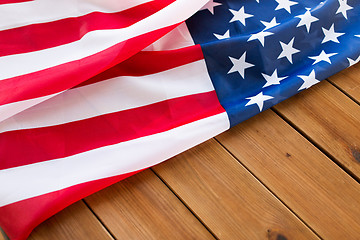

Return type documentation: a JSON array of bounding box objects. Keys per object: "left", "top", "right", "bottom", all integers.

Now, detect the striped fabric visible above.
[
  {"left": 0, "top": 1, "right": 225, "bottom": 239},
  {"left": 0, "top": 0, "right": 208, "bottom": 121}
]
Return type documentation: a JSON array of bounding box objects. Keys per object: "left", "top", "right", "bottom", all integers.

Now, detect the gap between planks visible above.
[
  {"left": 82, "top": 200, "right": 117, "bottom": 240},
  {"left": 216, "top": 109, "right": 360, "bottom": 239},
  {"left": 327, "top": 80, "right": 360, "bottom": 106},
  {"left": 149, "top": 168, "right": 219, "bottom": 239},
  {"left": 328, "top": 63, "right": 360, "bottom": 105},
  {"left": 272, "top": 105, "right": 360, "bottom": 183},
  {"left": 153, "top": 138, "right": 320, "bottom": 240},
  {"left": 272, "top": 79, "right": 360, "bottom": 182},
  {"left": 213, "top": 137, "right": 322, "bottom": 239},
  {"left": 151, "top": 137, "right": 322, "bottom": 238},
  {"left": 28, "top": 201, "right": 114, "bottom": 240},
  {"left": 84, "top": 168, "right": 220, "bottom": 240},
  {"left": 84, "top": 169, "right": 216, "bottom": 240}
]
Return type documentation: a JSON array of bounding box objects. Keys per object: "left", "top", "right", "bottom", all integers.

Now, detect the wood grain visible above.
[
  {"left": 153, "top": 139, "right": 318, "bottom": 240},
  {"left": 85, "top": 169, "right": 214, "bottom": 240},
  {"left": 0, "top": 229, "right": 6, "bottom": 240},
  {"left": 216, "top": 110, "right": 360, "bottom": 239},
  {"left": 328, "top": 63, "right": 360, "bottom": 102},
  {"left": 28, "top": 201, "right": 113, "bottom": 240},
  {"left": 273, "top": 80, "right": 360, "bottom": 178}
]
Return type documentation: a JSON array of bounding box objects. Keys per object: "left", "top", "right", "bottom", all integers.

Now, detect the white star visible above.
[
  {"left": 214, "top": 30, "right": 230, "bottom": 40},
  {"left": 260, "top": 17, "right": 280, "bottom": 31},
  {"left": 248, "top": 31, "right": 274, "bottom": 47},
  {"left": 308, "top": 50, "right": 337, "bottom": 65},
  {"left": 322, "top": 24, "right": 344, "bottom": 43},
  {"left": 275, "top": 0, "right": 298, "bottom": 13},
  {"left": 229, "top": 7, "right": 253, "bottom": 26},
  {"left": 278, "top": 37, "right": 300, "bottom": 64},
  {"left": 262, "top": 69, "right": 287, "bottom": 88},
  {"left": 348, "top": 56, "right": 360, "bottom": 67},
  {"left": 296, "top": 8, "right": 319, "bottom": 32},
  {"left": 356, "top": 35, "right": 360, "bottom": 38},
  {"left": 245, "top": 92, "right": 274, "bottom": 111},
  {"left": 228, "top": 52, "right": 255, "bottom": 79},
  {"left": 298, "top": 70, "right": 320, "bottom": 91},
  {"left": 336, "top": 0, "right": 353, "bottom": 19},
  {"left": 200, "top": 0, "right": 222, "bottom": 14}
]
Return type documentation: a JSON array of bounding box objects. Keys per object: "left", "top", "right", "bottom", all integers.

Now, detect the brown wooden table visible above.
[{"left": 3, "top": 63, "right": 360, "bottom": 240}]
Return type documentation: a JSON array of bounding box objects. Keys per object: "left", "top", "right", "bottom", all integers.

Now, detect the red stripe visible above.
[
  {"left": 77, "top": 44, "right": 204, "bottom": 88},
  {"left": 0, "top": 0, "right": 175, "bottom": 57},
  {"left": 0, "top": 91, "right": 224, "bottom": 169},
  {"left": 0, "top": 0, "right": 32, "bottom": 4},
  {"left": 0, "top": 24, "right": 179, "bottom": 106},
  {"left": 0, "top": 169, "right": 143, "bottom": 240}
]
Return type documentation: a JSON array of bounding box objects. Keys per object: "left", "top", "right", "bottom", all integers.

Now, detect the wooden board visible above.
[
  {"left": 153, "top": 139, "right": 318, "bottom": 240},
  {"left": 85, "top": 169, "right": 214, "bottom": 239},
  {"left": 0, "top": 229, "right": 6, "bottom": 240},
  {"left": 273, "top": 80, "right": 360, "bottom": 178},
  {"left": 328, "top": 63, "right": 360, "bottom": 102},
  {"left": 28, "top": 201, "right": 113, "bottom": 240},
  {"left": 216, "top": 110, "right": 360, "bottom": 239}
]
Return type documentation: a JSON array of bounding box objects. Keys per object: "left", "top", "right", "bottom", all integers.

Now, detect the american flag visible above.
[
  {"left": 0, "top": 0, "right": 358, "bottom": 239},
  {"left": 188, "top": 0, "right": 359, "bottom": 126}
]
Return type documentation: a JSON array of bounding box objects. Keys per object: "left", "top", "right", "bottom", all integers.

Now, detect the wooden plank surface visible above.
[
  {"left": 28, "top": 201, "right": 113, "bottom": 240},
  {"left": 216, "top": 110, "right": 360, "bottom": 239},
  {"left": 85, "top": 169, "right": 214, "bottom": 240},
  {"left": 328, "top": 63, "right": 360, "bottom": 102},
  {"left": 0, "top": 229, "right": 6, "bottom": 240},
  {"left": 153, "top": 139, "right": 318, "bottom": 240},
  {"left": 273, "top": 80, "right": 360, "bottom": 179}
]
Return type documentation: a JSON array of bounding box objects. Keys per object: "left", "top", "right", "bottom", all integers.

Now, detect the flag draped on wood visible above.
[{"left": 0, "top": 0, "right": 359, "bottom": 239}]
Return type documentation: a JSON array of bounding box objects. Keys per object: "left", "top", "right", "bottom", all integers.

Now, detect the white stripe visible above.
[
  {"left": 0, "top": 93, "right": 60, "bottom": 123},
  {"left": 0, "top": 0, "right": 208, "bottom": 80},
  {"left": 0, "top": 0, "right": 153, "bottom": 31},
  {"left": 143, "top": 22, "right": 195, "bottom": 51},
  {"left": 0, "top": 59, "right": 212, "bottom": 132},
  {"left": 0, "top": 112, "right": 230, "bottom": 207}
]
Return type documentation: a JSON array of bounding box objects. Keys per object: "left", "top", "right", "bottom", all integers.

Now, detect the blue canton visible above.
[{"left": 186, "top": 0, "right": 360, "bottom": 127}]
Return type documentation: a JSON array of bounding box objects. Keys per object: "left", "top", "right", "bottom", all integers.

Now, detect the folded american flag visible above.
[{"left": 0, "top": 0, "right": 359, "bottom": 239}]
